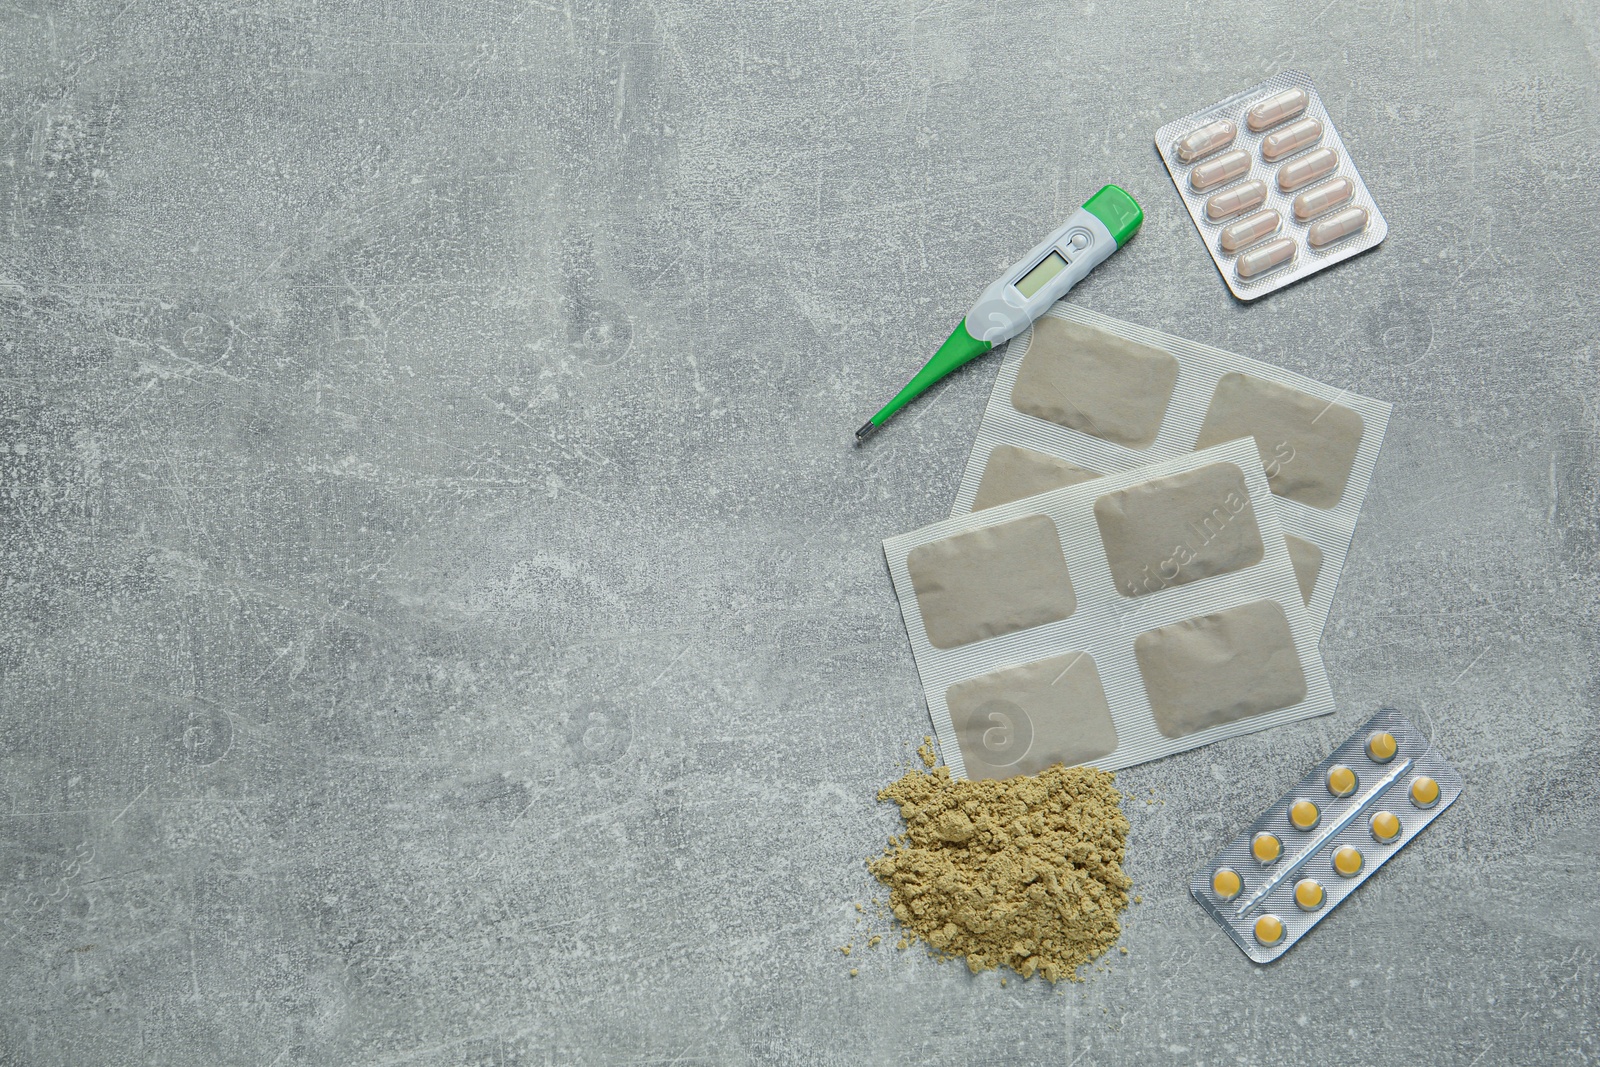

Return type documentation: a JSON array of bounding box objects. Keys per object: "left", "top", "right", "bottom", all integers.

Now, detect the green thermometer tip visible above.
[{"left": 853, "top": 320, "right": 992, "bottom": 444}]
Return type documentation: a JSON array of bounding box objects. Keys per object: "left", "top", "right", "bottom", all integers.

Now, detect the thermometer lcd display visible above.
[{"left": 1014, "top": 251, "right": 1068, "bottom": 298}]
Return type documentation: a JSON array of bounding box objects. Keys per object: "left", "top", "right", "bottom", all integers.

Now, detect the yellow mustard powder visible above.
[{"left": 867, "top": 745, "right": 1131, "bottom": 982}]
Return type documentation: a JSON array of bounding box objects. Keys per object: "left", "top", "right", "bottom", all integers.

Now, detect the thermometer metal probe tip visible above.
[{"left": 854, "top": 420, "right": 878, "bottom": 444}]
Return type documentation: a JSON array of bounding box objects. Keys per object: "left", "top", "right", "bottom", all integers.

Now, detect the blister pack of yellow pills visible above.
[
  {"left": 950, "top": 305, "right": 1391, "bottom": 636},
  {"left": 883, "top": 439, "right": 1334, "bottom": 779},
  {"left": 1155, "top": 70, "right": 1388, "bottom": 300},
  {"left": 1192, "top": 709, "right": 1462, "bottom": 963}
]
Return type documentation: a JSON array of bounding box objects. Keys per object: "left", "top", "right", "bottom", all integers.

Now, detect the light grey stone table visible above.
[{"left": 2, "top": 1, "right": 1596, "bottom": 1063}]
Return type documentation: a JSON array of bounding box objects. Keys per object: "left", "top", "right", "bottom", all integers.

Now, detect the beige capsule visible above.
[
  {"left": 1307, "top": 206, "right": 1370, "bottom": 248},
  {"left": 1205, "top": 179, "right": 1268, "bottom": 221},
  {"left": 1277, "top": 147, "right": 1339, "bottom": 192},
  {"left": 1260, "top": 117, "right": 1324, "bottom": 161},
  {"left": 1175, "top": 119, "right": 1237, "bottom": 164},
  {"left": 1246, "top": 87, "right": 1309, "bottom": 132},
  {"left": 1190, "top": 148, "right": 1251, "bottom": 191},
  {"left": 1292, "top": 177, "right": 1355, "bottom": 221},
  {"left": 1219, "top": 209, "right": 1281, "bottom": 254},
  {"left": 1236, "top": 236, "right": 1296, "bottom": 279}
]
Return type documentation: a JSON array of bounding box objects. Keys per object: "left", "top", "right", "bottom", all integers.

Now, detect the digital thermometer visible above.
[{"left": 854, "top": 184, "right": 1142, "bottom": 442}]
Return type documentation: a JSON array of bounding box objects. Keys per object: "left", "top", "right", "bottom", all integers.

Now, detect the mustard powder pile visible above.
[{"left": 867, "top": 748, "right": 1131, "bottom": 982}]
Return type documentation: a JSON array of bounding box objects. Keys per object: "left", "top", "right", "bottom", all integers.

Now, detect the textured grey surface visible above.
[{"left": 1, "top": 1, "right": 1597, "bottom": 1064}]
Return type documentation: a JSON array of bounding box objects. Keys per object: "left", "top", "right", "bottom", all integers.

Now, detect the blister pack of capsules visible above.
[
  {"left": 1192, "top": 709, "right": 1462, "bottom": 963},
  {"left": 1156, "top": 70, "right": 1387, "bottom": 300},
  {"left": 950, "top": 304, "right": 1390, "bottom": 636},
  {"left": 883, "top": 439, "right": 1333, "bottom": 779}
]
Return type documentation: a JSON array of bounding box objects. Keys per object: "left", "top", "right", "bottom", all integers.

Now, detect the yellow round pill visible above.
[
  {"left": 1294, "top": 878, "right": 1326, "bottom": 911},
  {"left": 1367, "top": 731, "right": 1398, "bottom": 763},
  {"left": 1327, "top": 764, "right": 1358, "bottom": 798},
  {"left": 1410, "top": 775, "right": 1441, "bottom": 809},
  {"left": 1289, "top": 799, "right": 1321, "bottom": 831},
  {"left": 1333, "top": 844, "right": 1364, "bottom": 878},
  {"left": 1252, "top": 832, "right": 1283, "bottom": 864},
  {"left": 1253, "top": 914, "right": 1285, "bottom": 946},
  {"left": 1371, "top": 810, "right": 1402, "bottom": 844},
  {"left": 1212, "top": 868, "right": 1242, "bottom": 901}
]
